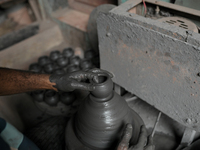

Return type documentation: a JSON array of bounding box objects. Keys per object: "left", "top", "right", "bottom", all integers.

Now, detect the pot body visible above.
[
  {"left": 60, "top": 92, "right": 76, "bottom": 105},
  {"left": 74, "top": 92, "right": 143, "bottom": 149},
  {"left": 32, "top": 90, "right": 45, "bottom": 102},
  {"left": 44, "top": 90, "right": 59, "bottom": 106},
  {"left": 63, "top": 48, "right": 74, "bottom": 58}
]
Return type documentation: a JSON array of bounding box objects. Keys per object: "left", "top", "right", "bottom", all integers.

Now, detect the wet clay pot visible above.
[
  {"left": 29, "top": 63, "right": 42, "bottom": 73},
  {"left": 38, "top": 56, "right": 51, "bottom": 67},
  {"left": 84, "top": 50, "right": 96, "bottom": 60},
  {"left": 66, "top": 73, "right": 144, "bottom": 149},
  {"left": 44, "top": 90, "right": 59, "bottom": 106},
  {"left": 43, "top": 63, "right": 57, "bottom": 74},
  {"left": 63, "top": 48, "right": 74, "bottom": 58},
  {"left": 80, "top": 59, "right": 93, "bottom": 70},
  {"left": 70, "top": 56, "right": 81, "bottom": 66},
  {"left": 53, "top": 69, "right": 65, "bottom": 75},
  {"left": 50, "top": 50, "right": 62, "bottom": 61},
  {"left": 32, "top": 90, "right": 45, "bottom": 102},
  {"left": 56, "top": 56, "right": 68, "bottom": 68},
  {"left": 60, "top": 92, "right": 76, "bottom": 105},
  {"left": 67, "top": 65, "right": 80, "bottom": 73}
]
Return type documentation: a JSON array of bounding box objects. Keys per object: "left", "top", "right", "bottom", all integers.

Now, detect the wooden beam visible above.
[{"left": 29, "top": 0, "right": 42, "bottom": 21}]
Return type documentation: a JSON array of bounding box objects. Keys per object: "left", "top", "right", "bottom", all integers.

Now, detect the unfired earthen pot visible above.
[
  {"left": 50, "top": 50, "right": 62, "bottom": 61},
  {"left": 80, "top": 59, "right": 93, "bottom": 70},
  {"left": 84, "top": 50, "right": 96, "bottom": 60},
  {"left": 56, "top": 56, "right": 68, "bottom": 68},
  {"left": 66, "top": 73, "right": 144, "bottom": 149},
  {"left": 60, "top": 92, "right": 76, "bottom": 105},
  {"left": 32, "top": 90, "right": 45, "bottom": 102},
  {"left": 29, "top": 63, "right": 42, "bottom": 73},
  {"left": 63, "top": 48, "right": 74, "bottom": 58},
  {"left": 44, "top": 90, "right": 59, "bottom": 106},
  {"left": 70, "top": 56, "right": 81, "bottom": 66},
  {"left": 38, "top": 56, "right": 51, "bottom": 67},
  {"left": 67, "top": 65, "right": 80, "bottom": 73},
  {"left": 53, "top": 69, "right": 65, "bottom": 75}
]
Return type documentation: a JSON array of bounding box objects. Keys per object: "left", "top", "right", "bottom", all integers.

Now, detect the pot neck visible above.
[{"left": 90, "top": 92, "right": 114, "bottom": 102}]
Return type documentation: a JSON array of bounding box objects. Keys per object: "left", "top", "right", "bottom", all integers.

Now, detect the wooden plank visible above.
[
  {"left": 29, "top": 0, "right": 42, "bottom": 21},
  {"left": 76, "top": 0, "right": 115, "bottom": 7},
  {"left": 57, "top": 8, "right": 89, "bottom": 32},
  {"left": 0, "top": 24, "right": 64, "bottom": 70},
  {"left": 68, "top": 0, "right": 94, "bottom": 14}
]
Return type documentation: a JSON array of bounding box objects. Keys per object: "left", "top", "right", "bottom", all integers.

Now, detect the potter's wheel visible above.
[{"left": 65, "top": 109, "right": 144, "bottom": 150}]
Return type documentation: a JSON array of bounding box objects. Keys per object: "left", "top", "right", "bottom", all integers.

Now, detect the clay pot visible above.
[
  {"left": 38, "top": 56, "right": 51, "bottom": 67},
  {"left": 73, "top": 73, "right": 144, "bottom": 149},
  {"left": 53, "top": 64, "right": 61, "bottom": 70},
  {"left": 43, "top": 63, "right": 61, "bottom": 74},
  {"left": 84, "top": 50, "right": 96, "bottom": 60},
  {"left": 53, "top": 69, "right": 65, "bottom": 75},
  {"left": 60, "top": 92, "right": 76, "bottom": 105},
  {"left": 70, "top": 56, "right": 81, "bottom": 66},
  {"left": 56, "top": 56, "right": 68, "bottom": 68},
  {"left": 44, "top": 90, "right": 59, "bottom": 106},
  {"left": 32, "top": 90, "right": 45, "bottom": 102},
  {"left": 63, "top": 48, "right": 74, "bottom": 58},
  {"left": 29, "top": 63, "right": 42, "bottom": 73},
  {"left": 80, "top": 59, "right": 93, "bottom": 70},
  {"left": 50, "top": 50, "right": 62, "bottom": 61},
  {"left": 67, "top": 65, "right": 80, "bottom": 73}
]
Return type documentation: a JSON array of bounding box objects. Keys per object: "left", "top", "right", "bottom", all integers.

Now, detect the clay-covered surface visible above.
[{"left": 97, "top": 0, "right": 200, "bottom": 130}]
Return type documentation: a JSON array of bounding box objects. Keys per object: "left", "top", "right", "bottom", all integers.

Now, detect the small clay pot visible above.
[
  {"left": 67, "top": 65, "right": 80, "bottom": 73},
  {"left": 90, "top": 73, "right": 113, "bottom": 100},
  {"left": 56, "top": 56, "right": 68, "bottom": 68},
  {"left": 32, "top": 90, "right": 45, "bottom": 102},
  {"left": 38, "top": 56, "right": 51, "bottom": 66},
  {"left": 60, "top": 92, "right": 76, "bottom": 105},
  {"left": 80, "top": 59, "right": 93, "bottom": 70},
  {"left": 70, "top": 56, "right": 81, "bottom": 66},
  {"left": 44, "top": 90, "right": 59, "bottom": 106},
  {"left": 84, "top": 50, "right": 96, "bottom": 60},
  {"left": 29, "top": 63, "right": 42, "bottom": 73},
  {"left": 53, "top": 64, "right": 61, "bottom": 70},
  {"left": 63, "top": 48, "right": 74, "bottom": 58},
  {"left": 50, "top": 50, "right": 62, "bottom": 61},
  {"left": 53, "top": 69, "right": 65, "bottom": 75},
  {"left": 43, "top": 63, "right": 55, "bottom": 74}
]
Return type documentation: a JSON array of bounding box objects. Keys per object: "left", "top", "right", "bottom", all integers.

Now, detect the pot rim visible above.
[{"left": 90, "top": 73, "right": 110, "bottom": 86}]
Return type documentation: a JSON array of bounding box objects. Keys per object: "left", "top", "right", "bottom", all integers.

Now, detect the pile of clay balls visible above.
[{"left": 28, "top": 47, "right": 98, "bottom": 106}]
